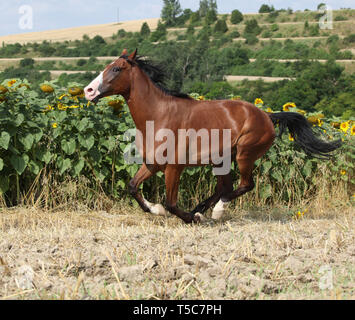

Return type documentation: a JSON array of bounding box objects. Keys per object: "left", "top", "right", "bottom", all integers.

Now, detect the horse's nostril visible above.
[{"left": 87, "top": 88, "right": 93, "bottom": 93}]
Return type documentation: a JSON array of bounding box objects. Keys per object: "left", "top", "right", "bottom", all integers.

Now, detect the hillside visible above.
[{"left": 0, "top": 18, "right": 159, "bottom": 45}]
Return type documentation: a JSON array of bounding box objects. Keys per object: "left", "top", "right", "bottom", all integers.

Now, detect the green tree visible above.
[
  {"left": 140, "top": 22, "right": 151, "bottom": 37},
  {"left": 161, "top": 0, "right": 182, "bottom": 26},
  {"left": 190, "top": 11, "right": 201, "bottom": 24},
  {"left": 244, "top": 19, "right": 262, "bottom": 36},
  {"left": 150, "top": 20, "right": 167, "bottom": 42},
  {"left": 205, "top": 9, "right": 217, "bottom": 25},
  {"left": 230, "top": 9, "right": 243, "bottom": 24},
  {"left": 259, "top": 4, "right": 273, "bottom": 13},
  {"left": 19, "top": 58, "right": 35, "bottom": 68},
  {"left": 199, "top": 0, "right": 217, "bottom": 17},
  {"left": 214, "top": 19, "right": 228, "bottom": 34}
]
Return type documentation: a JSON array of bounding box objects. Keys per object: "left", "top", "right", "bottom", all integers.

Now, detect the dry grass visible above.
[
  {"left": 0, "top": 201, "right": 354, "bottom": 300},
  {"left": 0, "top": 18, "right": 159, "bottom": 45}
]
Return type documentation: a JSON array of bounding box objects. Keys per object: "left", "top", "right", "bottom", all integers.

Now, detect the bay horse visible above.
[{"left": 84, "top": 49, "right": 341, "bottom": 223}]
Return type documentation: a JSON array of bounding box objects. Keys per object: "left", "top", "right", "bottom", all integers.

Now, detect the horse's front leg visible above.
[
  {"left": 128, "top": 163, "right": 166, "bottom": 216},
  {"left": 164, "top": 165, "right": 203, "bottom": 223}
]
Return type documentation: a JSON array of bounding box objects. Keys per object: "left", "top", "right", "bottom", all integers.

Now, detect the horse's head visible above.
[{"left": 84, "top": 49, "right": 137, "bottom": 103}]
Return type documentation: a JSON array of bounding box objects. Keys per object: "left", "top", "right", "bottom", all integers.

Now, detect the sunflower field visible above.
[{"left": 0, "top": 79, "right": 354, "bottom": 210}]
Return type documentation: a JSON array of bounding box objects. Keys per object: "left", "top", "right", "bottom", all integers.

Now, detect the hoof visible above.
[
  {"left": 193, "top": 212, "right": 206, "bottom": 223},
  {"left": 150, "top": 204, "right": 167, "bottom": 216},
  {"left": 211, "top": 200, "right": 228, "bottom": 220},
  {"left": 211, "top": 210, "right": 224, "bottom": 220},
  {"left": 191, "top": 202, "right": 208, "bottom": 214}
]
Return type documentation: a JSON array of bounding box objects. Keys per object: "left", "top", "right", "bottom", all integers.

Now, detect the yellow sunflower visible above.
[
  {"left": 289, "top": 134, "right": 294, "bottom": 141},
  {"left": 283, "top": 102, "right": 296, "bottom": 112},
  {"left": 0, "top": 85, "right": 8, "bottom": 94},
  {"left": 40, "top": 84, "right": 54, "bottom": 93},
  {"left": 340, "top": 121, "right": 350, "bottom": 133},
  {"left": 44, "top": 105, "right": 54, "bottom": 112},
  {"left": 351, "top": 124, "right": 355, "bottom": 136},
  {"left": 331, "top": 122, "right": 340, "bottom": 129},
  {"left": 340, "top": 169, "right": 346, "bottom": 175},
  {"left": 307, "top": 116, "right": 319, "bottom": 125},
  {"left": 7, "top": 79, "right": 16, "bottom": 87},
  {"left": 52, "top": 123, "right": 58, "bottom": 128},
  {"left": 198, "top": 96, "right": 205, "bottom": 100},
  {"left": 254, "top": 98, "right": 263, "bottom": 105},
  {"left": 266, "top": 107, "right": 273, "bottom": 113}
]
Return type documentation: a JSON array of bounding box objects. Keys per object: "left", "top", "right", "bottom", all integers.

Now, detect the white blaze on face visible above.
[{"left": 84, "top": 72, "right": 104, "bottom": 101}]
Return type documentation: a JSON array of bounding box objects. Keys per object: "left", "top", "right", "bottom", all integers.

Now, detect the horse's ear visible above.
[
  {"left": 128, "top": 49, "right": 138, "bottom": 61},
  {"left": 121, "top": 48, "right": 128, "bottom": 56}
]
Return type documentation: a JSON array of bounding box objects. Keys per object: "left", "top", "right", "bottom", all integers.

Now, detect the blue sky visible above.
[{"left": 0, "top": 0, "right": 353, "bottom": 36}]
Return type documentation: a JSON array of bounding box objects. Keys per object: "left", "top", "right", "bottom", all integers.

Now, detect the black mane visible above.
[{"left": 120, "top": 54, "right": 191, "bottom": 99}]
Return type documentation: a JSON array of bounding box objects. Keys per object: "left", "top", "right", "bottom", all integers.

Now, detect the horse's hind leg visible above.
[
  {"left": 129, "top": 163, "right": 166, "bottom": 216},
  {"left": 211, "top": 133, "right": 274, "bottom": 219},
  {"left": 191, "top": 173, "right": 233, "bottom": 214},
  {"left": 211, "top": 157, "right": 255, "bottom": 220}
]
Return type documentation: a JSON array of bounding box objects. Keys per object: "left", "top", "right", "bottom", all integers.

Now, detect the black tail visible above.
[{"left": 269, "top": 112, "right": 342, "bottom": 159}]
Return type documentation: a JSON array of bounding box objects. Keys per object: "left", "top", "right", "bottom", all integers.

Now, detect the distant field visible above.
[{"left": 0, "top": 18, "right": 159, "bottom": 45}]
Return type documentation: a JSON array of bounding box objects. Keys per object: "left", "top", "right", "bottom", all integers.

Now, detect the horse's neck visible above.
[{"left": 126, "top": 67, "right": 166, "bottom": 132}]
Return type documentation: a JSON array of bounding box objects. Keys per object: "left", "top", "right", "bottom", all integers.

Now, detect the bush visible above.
[
  {"left": 92, "top": 35, "right": 106, "bottom": 45},
  {"left": 19, "top": 58, "right": 35, "bottom": 68},
  {"left": 244, "top": 19, "right": 262, "bottom": 36},
  {"left": 262, "top": 30, "right": 273, "bottom": 38},
  {"left": 271, "top": 24, "right": 279, "bottom": 32},
  {"left": 117, "top": 29, "right": 127, "bottom": 38},
  {"left": 229, "top": 30, "right": 240, "bottom": 38},
  {"left": 77, "top": 59, "right": 87, "bottom": 67},
  {"left": 140, "top": 22, "right": 151, "bottom": 38},
  {"left": 334, "top": 15, "right": 347, "bottom": 21},
  {"left": 214, "top": 19, "right": 228, "bottom": 34},
  {"left": 230, "top": 9, "right": 243, "bottom": 24},
  {"left": 244, "top": 34, "right": 259, "bottom": 45},
  {"left": 259, "top": 4, "right": 273, "bottom": 13},
  {"left": 343, "top": 34, "right": 355, "bottom": 44}
]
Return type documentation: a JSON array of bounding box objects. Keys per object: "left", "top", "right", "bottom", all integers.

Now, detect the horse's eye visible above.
[{"left": 112, "top": 67, "right": 121, "bottom": 73}]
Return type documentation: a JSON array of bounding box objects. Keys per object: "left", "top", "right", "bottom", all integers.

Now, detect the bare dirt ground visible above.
[
  {"left": 1, "top": 205, "right": 354, "bottom": 300},
  {"left": 225, "top": 75, "right": 295, "bottom": 82}
]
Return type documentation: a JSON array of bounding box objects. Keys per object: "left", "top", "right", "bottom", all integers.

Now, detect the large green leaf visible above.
[
  {"left": 57, "top": 157, "right": 71, "bottom": 175},
  {"left": 61, "top": 138, "right": 76, "bottom": 155},
  {"left": 0, "top": 158, "right": 3, "bottom": 171},
  {"left": 32, "top": 130, "right": 43, "bottom": 143},
  {"left": 0, "top": 131, "right": 10, "bottom": 150},
  {"left": 262, "top": 161, "right": 272, "bottom": 174},
  {"left": 19, "top": 133, "right": 34, "bottom": 151},
  {"left": 0, "top": 175, "right": 9, "bottom": 194},
  {"left": 14, "top": 113, "right": 25, "bottom": 127},
  {"left": 260, "top": 184, "right": 272, "bottom": 199},
  {"left": 78, "top": 134, "right": 95, "bottom": 150},
  {"left": 76, "top": 118, "right": 89, "bottom": 132},
  {"left": 73, "top": 159, "right": 85, "bottom": 176},
  {"left": 28, "top": 160, "right": 42, "bottom": 175},
  {"left": 10, "top": 154, "right": 28, "bottom": 175},
  {"left": 37, "top": 149, "right": 52, "bottom": 164},
  {"left": 271, "top": 170, "right": 283, "bottom": 183},
  {"left": 302, "top": 160, "right": 313, "bottom": 178}
]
